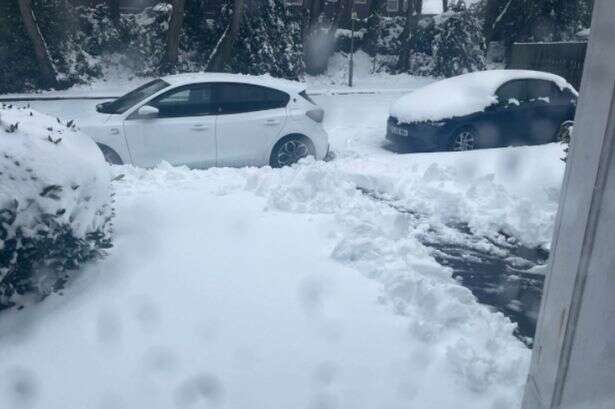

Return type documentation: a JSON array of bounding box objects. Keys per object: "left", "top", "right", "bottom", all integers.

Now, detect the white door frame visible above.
[{"left": 522, "top": 1, "right": 615, "bottom": 408}]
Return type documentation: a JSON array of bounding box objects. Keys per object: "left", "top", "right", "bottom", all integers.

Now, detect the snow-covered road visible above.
[{"left": 0, "top": 90, "right": 566, "bottom": 408}]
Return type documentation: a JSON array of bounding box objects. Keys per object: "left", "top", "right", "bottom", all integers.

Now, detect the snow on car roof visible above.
[
  {"left": 390, "top": 70, "right": 577, "bottom": 124},
  {"left": 160, "top": 72, "right": 306, "bottom": 94}
]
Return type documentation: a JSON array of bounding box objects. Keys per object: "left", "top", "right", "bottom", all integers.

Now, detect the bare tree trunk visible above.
[
  {"left": 442, "top": 0, "right": 447, "bottom": 12},
  {"left": 396, "top": 0, "right": 422, "bottom": 72},
  {"left": 328, "top": 0, "right": 349, "bottom": 37},
  {"left": 161, "top": 0, "right": 186, "bottom": 73},
  {"left": 17, "top": 0, "right": 58, "bottom": 88},
  {"left": 308, "top": 0, "right": 323, "bottom": 31},
  {"left": 210, "top": 0, "right": 243, "bottom": 71},
  {"left": 365, "top": 0, "right": 383, "bottom": 56}
]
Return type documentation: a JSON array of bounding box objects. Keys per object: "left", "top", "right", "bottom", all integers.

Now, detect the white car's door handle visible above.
[
  {"left": 191, "top": 124, "right": 209, "bottom": 131},
  {"left": 110, "top": 128, "right": 120, "bottom": 135},
  {"left": 264, "top": 119, "right": 281, "bottom": 126}
]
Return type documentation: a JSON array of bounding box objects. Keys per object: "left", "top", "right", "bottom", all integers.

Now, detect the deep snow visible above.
[
  {"left": 0, "top": 77, "right": 567, "bottom": 409},
  {"left": 0, "top": 158, "right": 532, "bottom": 409}
]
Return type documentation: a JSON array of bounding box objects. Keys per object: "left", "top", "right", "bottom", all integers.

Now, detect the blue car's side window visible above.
[{"left": 496, "top": 80, "right": 528, "bottom": 107}]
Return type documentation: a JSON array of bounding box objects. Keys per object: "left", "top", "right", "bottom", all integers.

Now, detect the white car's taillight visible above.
[{"left": 306, "top": 108, "right": 324, "bottom": 123}]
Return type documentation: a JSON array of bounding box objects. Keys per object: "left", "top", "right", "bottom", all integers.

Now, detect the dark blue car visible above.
[{"left": 386, "top": 70, "right": 578, "bottom": 152}]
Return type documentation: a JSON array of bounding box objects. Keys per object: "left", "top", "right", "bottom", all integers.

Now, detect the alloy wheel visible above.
[
  {"left": 452, "top": 130, "right": 476, "bottom": 151},
  {"left": 275, "top": 139, "right": 310, "bottom": 167}
]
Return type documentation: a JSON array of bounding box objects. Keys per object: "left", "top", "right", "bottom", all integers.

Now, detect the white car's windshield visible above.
[{"left": 98, "top": 79, "right": 169, "bottom": 114}]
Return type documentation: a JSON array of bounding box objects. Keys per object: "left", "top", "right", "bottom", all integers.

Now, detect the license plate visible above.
[{"left": 389, "top": 124, "right": 408, "bottom": 137}]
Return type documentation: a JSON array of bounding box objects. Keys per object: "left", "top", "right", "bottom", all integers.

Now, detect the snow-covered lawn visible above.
[{"left": 0, "top": 84, "right": 566, "bottom": 408}]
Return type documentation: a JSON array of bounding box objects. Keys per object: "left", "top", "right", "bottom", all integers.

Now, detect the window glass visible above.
[
  {"left": 216, "top": 83, "right": 290, "bottom": 114},
  {"left": 150, "top": 84, "right": 215, "bottom": 117},
  {"left": 549, "top": 84, "right": 577, "bottom": 105},
  {"left": 526, "top": 79, "right": 557, "bottom": 102},
  {"left": 103, "top": 79, "right": 169, "bottom": 114},
  {"left": 387, "top": 0, "right": 399, "bottom": 12},
  {"left": 496, "top": 80, "right": 528, "bottom": 104}
]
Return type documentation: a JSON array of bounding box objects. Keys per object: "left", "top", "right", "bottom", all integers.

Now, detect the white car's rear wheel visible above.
[{"left": 270, "top": 136, "right": 313, "bottom": 168}]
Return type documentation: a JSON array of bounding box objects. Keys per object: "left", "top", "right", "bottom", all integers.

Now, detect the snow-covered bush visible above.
[
  {"left": 0, "top": 106, "right": 113, "bottom": 310},
  {"left": 373, "top": 16, "right": 438, "bottom": 76},
  {"left": 375, "top": 16, "right": 405, "bottom": 57},
  {"left": 232, "top": 0, "right": 305, "bottom": 80},
  {"left": 407, "top": 52, "right": 435, "bottom": 77},
  {"left": 77, "top": 3, "right": 171, "bottom": 77},
  {"left": 431, "top": 4, "right": 487, "bottom": 78},
  {"left": 0, "top": 0, "right": 102, "bottom": 93}
]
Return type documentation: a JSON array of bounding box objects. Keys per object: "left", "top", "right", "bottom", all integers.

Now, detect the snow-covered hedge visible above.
[
  {"left": 375, "top": 5, "right": 486, "bottom": 78},
  {"left": 0, "top": 106, "right": 113, "bottom": 310}
]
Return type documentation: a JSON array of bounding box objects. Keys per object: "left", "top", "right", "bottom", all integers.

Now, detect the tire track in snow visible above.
[{"left": 356, "top": 186, "right": 547, "bottom": 346}]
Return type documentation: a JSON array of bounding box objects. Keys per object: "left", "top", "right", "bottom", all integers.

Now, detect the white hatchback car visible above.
[{"left": 82, "top": 73, "right": 329, "bottom": 168}]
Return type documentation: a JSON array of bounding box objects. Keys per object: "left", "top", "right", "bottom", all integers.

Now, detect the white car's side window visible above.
[
  {"left": 216, "top": 83, "right": 289, "bottom": 115},
  {"left": 150, "top": 84, "right": 216, "bottom": 118}
]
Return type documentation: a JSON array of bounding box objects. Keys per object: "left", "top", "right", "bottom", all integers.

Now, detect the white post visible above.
[{"left": 522, "top": 1, "right": 615, "bottom": 408}]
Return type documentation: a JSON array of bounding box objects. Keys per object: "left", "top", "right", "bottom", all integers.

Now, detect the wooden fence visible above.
[{"left": 507, "top": 42, "right": 588, "bottom": 89}]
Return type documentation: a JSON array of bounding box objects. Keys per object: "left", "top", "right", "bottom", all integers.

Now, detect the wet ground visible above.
[{"left": 358, "top": 187, "right": 547, "bottom": 346}]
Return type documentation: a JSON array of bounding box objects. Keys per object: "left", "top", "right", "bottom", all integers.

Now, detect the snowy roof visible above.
[
  {"left": 161, "top": 73, "right": 307, "bottom": 94},
  {"left": 390, "top": 70, "right": 577, "bottom": 123}
]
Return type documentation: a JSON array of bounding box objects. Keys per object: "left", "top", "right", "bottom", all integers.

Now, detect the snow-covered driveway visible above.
[{"left": 0, "top": 90, "right": 566, "bottom": 408}]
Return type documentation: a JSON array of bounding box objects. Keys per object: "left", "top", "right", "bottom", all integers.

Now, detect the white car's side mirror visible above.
[{"left": 137, "top": 105, "right": 159, "bottom": 118}]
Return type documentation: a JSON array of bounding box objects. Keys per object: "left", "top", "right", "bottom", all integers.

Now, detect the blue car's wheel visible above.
[{"left": 450, "top": 127, "right": 477, "bottom": 151}]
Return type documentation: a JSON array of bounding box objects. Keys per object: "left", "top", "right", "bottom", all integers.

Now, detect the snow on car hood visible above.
[{"left": 390, "top": 70, "right": 577, "bottom": 124}]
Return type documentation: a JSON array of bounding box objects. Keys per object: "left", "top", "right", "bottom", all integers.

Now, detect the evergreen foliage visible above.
[
  {"left": 431, "top": 3, "right": 487, "bottom": 78},
  {"left": 231, "top": 0, "right": 305, "bottom": 80},
  {"left": 0, "top": 0, "right": 595, "bottom": 92},
  {"left": 0, "top": 106, "right": 114, "bottom": 311},
  {"left": 0, "top": 0, "right": 101, "bottom": 93},
  {"left": 78, "top": 3, "right": 170, "bottom": 76},
  {"left": 376, "top": 3, "right": 486, "bottom": 78},
  {"left": 0, "top": 201, "right": 113, "bottom": 310},
  {"left": 482, "top": 0, "right": 593, "bottom": 44}
]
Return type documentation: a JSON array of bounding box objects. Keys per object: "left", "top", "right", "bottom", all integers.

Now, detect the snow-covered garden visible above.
[
  {"left": 0, "top": 0, "right": 590, "bottom": 407},
  {"left": 0, "top": 76, "right": 566, "bottom": 407}
]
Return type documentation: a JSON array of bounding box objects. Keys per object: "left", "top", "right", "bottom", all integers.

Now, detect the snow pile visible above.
[
  {"left": 390, "top": 70, "right": 576, "bottom": 123},
  {"left": 334, "top": 146, "right": 563, "bottom": 250},
  {"left": 104, "top": 159, "right": 532, "bottom": 407},
  {"left": 0, "top": 105, "right": 113, "bottom": 309},
  {"left": 389, "top": 159, "right": 560, "bottom": 249},
  {"left": 243, "top": 159, "right": 531, "bottom": 406}
]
